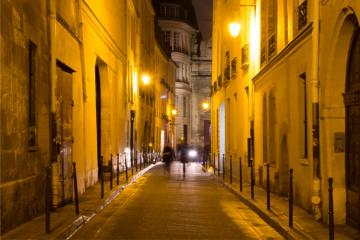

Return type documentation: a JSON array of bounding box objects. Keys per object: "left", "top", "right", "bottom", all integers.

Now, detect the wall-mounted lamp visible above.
[
  {"left": 171, "top": 109, "right": 177, "bottom": 116},
  {"left": 201, "top": 101, "right": 210, "bottom": 111},
  {"left": 229, "top": 22, "right": 241, "bottom": 37},
  {"left": 142, "top": 74, "right": 151, "bottom": 85}
]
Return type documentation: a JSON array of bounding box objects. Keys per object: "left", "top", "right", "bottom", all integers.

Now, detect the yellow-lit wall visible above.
[{"left": 212, "top": 0, "right": 360, "bottom": 224}]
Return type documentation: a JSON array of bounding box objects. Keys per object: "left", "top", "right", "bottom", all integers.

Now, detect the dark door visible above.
[
  {"left": 56, "top": 65, "right": 73, "bottom": 205},
  {"left": 345, "top": 29, "right": 360, "bottom": 229},
  {"left": 95, "top": 65, "right": 102, "bottom": 179},
  {"left": 184, "top": 125, "right": 188, "bottom": 144}
]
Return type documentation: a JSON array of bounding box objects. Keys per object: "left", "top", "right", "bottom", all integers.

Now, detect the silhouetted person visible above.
[{"left": 162, "top": 146, "right": 174, "bottom": 174}]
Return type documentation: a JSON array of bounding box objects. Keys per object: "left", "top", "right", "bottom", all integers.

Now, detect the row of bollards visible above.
[
  {"left": 210, "top": 152, "right": 335, "bottom": 239},
  {"left": 45, "top": 151, "right": 160, "bottom": 233}
]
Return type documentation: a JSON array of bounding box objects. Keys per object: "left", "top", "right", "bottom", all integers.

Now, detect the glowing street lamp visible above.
[
  {"left": 171, "top": 109, "right": 177, "bottom": 116},
  {"left": 201, "top": 101, "right": 210, "bottom": 111},
  {"left": 141, "top": 74, "right": 150, "bottom": 85},
  {"left": 229, "top": 22, "right": 241, "bottom": 37}
]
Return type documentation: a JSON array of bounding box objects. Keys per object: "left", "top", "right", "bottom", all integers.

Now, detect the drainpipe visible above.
[
  {"left": 49, "top": 0, "right": 56, "bottom": 113},
  {"left": 311, "top": 0, "right": 322, "bottom": 220}
]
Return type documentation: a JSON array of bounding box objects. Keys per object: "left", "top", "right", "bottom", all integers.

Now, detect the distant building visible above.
[{"left": 153, "top": 0, "right": 212, "bottom": 152}]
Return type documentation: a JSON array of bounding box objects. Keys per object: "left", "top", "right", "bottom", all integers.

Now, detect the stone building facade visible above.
[
  {"left": 212, "top": 0, "right": 360, "bottom": 228},
  {"left": 0, "top": 0, "right": 50, "bottom": 233},
  {"left": 153, "top": 0, "right": 212, "bottom": 153},
  {"left": 191, "top": 39, "right": 212, "bottom": 150},
  {"left": 0, "top": 0, "right": 176, "bottom": 234}
]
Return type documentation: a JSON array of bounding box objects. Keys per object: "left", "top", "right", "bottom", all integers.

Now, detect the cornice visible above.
[{"left": 252, "top": 23, "right": 313, "bottom": 85}]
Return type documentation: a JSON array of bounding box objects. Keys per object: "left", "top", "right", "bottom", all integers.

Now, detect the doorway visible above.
[
  {"left": 95, "top": 65, "right": 102, "bottom": 179},
  {"left": 219, "top": 103, "right": 225, "bottom": 172},
  {"left": 345, "top": 28, "right": 360, "bottom": 229},
  {"left": 55, "top": 62, "right": 74, "bottom": 205}
]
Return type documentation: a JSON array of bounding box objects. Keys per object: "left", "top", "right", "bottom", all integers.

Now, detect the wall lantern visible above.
[
  {"left": 201, "top": 101, "right": 210, "bottom": 111},
  {"left": 141, "top": 74, "right": 151, "bottom": 85},
  {"left": 229, "top": 22, "right": 241, "bottom": 37},
  {"left": 171, "top": 109, "right": 177, "bottom": 115}
]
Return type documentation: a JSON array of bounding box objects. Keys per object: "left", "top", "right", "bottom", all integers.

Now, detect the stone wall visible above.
[{"left": 0, "top": 0, "right": 50, "bottom": 233}]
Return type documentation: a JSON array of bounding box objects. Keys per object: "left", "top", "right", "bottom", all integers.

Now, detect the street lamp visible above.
[
  {"left": 229, "top": 22, "right": 241, "bottom": 37},
  {"left": 201, "top": 101, "right": 210, "bottom": 111},
  {"left": 171, "top": 109, "right": 177, "bottom": 116},
  {"left": 141, "top": 74, "right": 151, "bottom": 85}
]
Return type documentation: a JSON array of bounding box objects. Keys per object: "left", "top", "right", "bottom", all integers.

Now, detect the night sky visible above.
[{"left": 192, "top": 0, "right": 213, "bottom": 40}]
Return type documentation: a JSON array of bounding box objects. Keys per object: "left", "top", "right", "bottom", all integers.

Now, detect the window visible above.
[
  {"left": 183, "top": 96, "right": 187, "bottom": 117},
  {"left": 299, "top": 73, "right": 307, "bottom": 158},
  {"left": 28, "top": 41, "right": 37, "bottom": 147},
  {"left": 298, "top": 0, "right": 308, "bottom": 30},
  {"left": 263, "top": 95, "right": 268, "bottom": 163},
  {"left": 164, "top": 31, "right": 171, "bottom": 49},
  {"left": 268, "top": 91, "right": 276, "bottom": 164},
  {"left": 261, "top": 0, "right": 277, "bottom": 64},
  {"left": 173, "top": 32, "right": 180, "bottom": 51}
]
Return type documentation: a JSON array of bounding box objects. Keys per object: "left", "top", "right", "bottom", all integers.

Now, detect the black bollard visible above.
[
  {"left": 230, "top": 155, "right": 233, "bottom": 184},
  {"left": 101, "top": 156, "right": 104, "bottom": 198},
  {"left": 125, "top": 154, "right": 129, "bottom": 182},
  {"left": 266, "top": 163, "right": 270, "bottom": 210},
  {"left": 135, "top": 150, "right": 138, "bottom": 172},
  {"left": 213, "top": 153, "right": 215, "bottom": 170},
  {"left": 218, "top": 153, "right": 220, "bottom": 176},
  {"left": 239, "top": 157, "right": 243, "bottom": 192},
  {"left": 328, "top": 177, "right": 334, "bottom": 240},
  {"left": 289, "top": 168, "right": 294, "bottom": 227},
  {"left": 223, "top": 154, "right": 225, "bottom": 181},
  {"left": 45, "top": 166, "right": 51, "bottom": 233},
  {"left": 72, "top": 162, "right": 79, "bottom": 215},
  {"left": 110, "top": 154, "right": 113, "bottom": 190},
  {"left": 250, "top": 160, "right": 254, "bottom": 200},
  {"left": 117, "top": 154, "right": 120, "bottom": 185}
]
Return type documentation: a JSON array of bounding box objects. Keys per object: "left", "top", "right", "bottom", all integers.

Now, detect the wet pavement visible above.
[{"left": 71, "top": 161, "right": 283, "bottom": 239}]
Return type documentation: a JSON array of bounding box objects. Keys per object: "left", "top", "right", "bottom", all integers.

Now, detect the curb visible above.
[
  {"left": 211, "top": 172, "right": 315, "bottom": 240},
  {"left": 56, "top": 163, "right": 159, "bottom": 240}
]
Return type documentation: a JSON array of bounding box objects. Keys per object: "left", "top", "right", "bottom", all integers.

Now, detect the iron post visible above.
[
  {"left": 239, "top": 157, "right": 243, "bottom": 192},
  {"left": 289, "top": 168, "right": 294, "bottom": 227},
  {"left": 328, "top": 177, "right": 334, "bottom": 240},
  {"left": 116, "top": 153, "right": 119, "bottom": 185},
  {"left": 101, "top": 156, "right": 104, "bottom": 198},
  {"left": 72, "top": 162, "right": 79, "bottom": 215},
  {"left": 266, "top": 163, "right": 270, "bottom": 210},
  {"left": 45, "top": 166, "right": 51, "bottom": 233},
  {"left": 230, "top": 155, "right": 233, "bottom": 184},
  {"left": 110, "top": 154, "right": 113, "bottom": 190}
]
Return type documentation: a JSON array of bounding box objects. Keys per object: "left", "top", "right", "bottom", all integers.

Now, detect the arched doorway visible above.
[{"left": 345, "top": 28, "right": 360, "bottom": 229}]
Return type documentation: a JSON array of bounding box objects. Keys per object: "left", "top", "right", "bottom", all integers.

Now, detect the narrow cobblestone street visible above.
[{"left": 71, "top": 162, "right": 282, "bottom": 239}]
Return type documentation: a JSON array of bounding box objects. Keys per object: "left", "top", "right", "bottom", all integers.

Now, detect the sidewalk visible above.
[
  {"left": 2, "top": 163, "right": 158, "bottom": 240},
  {"left": 208, "top": 166, "right": 360, "bottom": 240}
]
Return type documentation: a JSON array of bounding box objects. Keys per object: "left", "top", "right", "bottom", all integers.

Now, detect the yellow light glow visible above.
[
  {"left": 148, "top": 142, "right": 153, "bottom": 147},
  {"left": 133, "top": 71, "right": 138, "bottom": 93},
  {"left": 142, "top": 74, "right": 150, "bottom": 85},
  {"left": 201, "top": 102, "right": 210, "bottom": 110},
  {"left": 229, "top": 22, "right": 241, "bottom": 37},
  {"left": 171, "top": 109, "right": 177, "bottom": 115}
]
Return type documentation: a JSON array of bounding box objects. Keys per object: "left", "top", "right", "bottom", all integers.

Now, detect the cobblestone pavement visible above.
[{"left": 71, "top": 161, "right": 283, "bottom": 239}]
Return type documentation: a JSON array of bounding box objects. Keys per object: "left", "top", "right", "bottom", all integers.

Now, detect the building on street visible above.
[
  {"left": 0, "top": 0, "right": 176, "bottom": 234},
  {"left": 211, "top": 0, "right": 360, "bottom": 229}
]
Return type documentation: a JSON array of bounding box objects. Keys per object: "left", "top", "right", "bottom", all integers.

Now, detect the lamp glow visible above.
[
  {"left": 142, "top": 74, "right": 150, "bottom": 85},
  {"left": 201, "top": 102, "right": 210, "bottom": 111},
  {"left": 229, "top": 22, "right": 241, "bottom": 37},
  {"left": 171, "top": 109, "right": 177, "bottom": 115}
]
